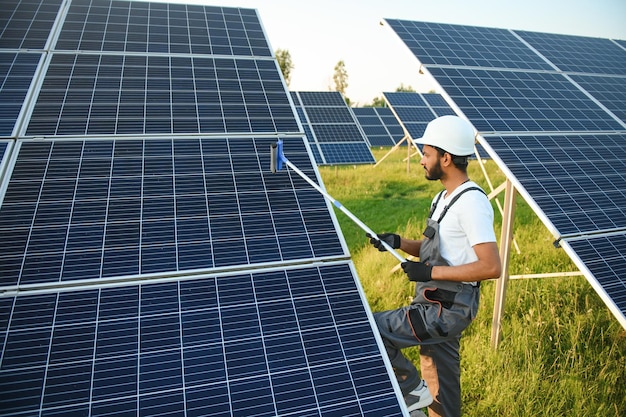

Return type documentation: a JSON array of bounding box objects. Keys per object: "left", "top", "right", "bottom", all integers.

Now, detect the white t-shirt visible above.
[{"left": 429, "top": 181, "right": 496, "bottom": 268}]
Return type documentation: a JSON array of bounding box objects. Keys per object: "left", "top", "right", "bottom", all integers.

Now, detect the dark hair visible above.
[{"left": 432, "top": 146, "right": 469, "bottom": 171}]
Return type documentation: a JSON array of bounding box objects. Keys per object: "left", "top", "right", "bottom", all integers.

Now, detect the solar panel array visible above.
[
  {"left": 426, "top": 67, "right": 622, "bottom": 133},
  {"left": 26, "top": 54, "right": 300, "bottom": 136},
  {"left": 291, "top": 91, "right": 376, "bottom": 165},
  {"left": 0, "top": 1, "right": 407, "bottom": 415},
  {"left": 0, "top": 262, "right": 404, "bottom": 417},
  {"left": 385, "top": 18, "right": 626, "bottom": 327},
  {"left": 352, "top": 107, "right": 404, "bottom": 147},
  {"left": 0, "top": 138, "right": 345, "bottom": 287},
  {"left": 383, "top": 92, "right": 456, "bottom": 140}
]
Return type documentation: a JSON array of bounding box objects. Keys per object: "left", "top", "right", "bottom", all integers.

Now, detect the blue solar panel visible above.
[
  {"left": 384, "top": 92, "right": 456, "bottom": 140},
  {"left": 297, "top": 90, "right": 347, "bottom": 106},
  {"left": 384, "top": 19, "right": 553, "bottom": 71},
  {"left": 0, "top": 262, "right": 404, "bottom": 416},
  {"left": 516, "top": 30, "right": 626, "bottom": 76},
  {"left": 0, "top": 2, "right": 407, "bottom": 415},
  {"left": 428, "top": 67, "right": 624, "bottom": 133},
  {"left": 319, "top": 142, "right": 377, "bottom": 164},
  {"left": 311, "top": 124, "right": 368, "bottom": 143},
  {"left": 291, "top": 92, "right": 324, "bottom": 165},
  {"left": 375, "top": 107, "right": 407, "bottom": 140},
  {"left": 352, "top": 107, "right": 404, "bottom": 147},
  {"left": 421, "top": 93, "right": 448, "bottom": 107},
  {"left": 484, "top": 133, "right": 626, "bottom": 236},
  {"left": 26, "top": 54, "right": 298, "bottom": 136},
  {"left": 0, "top": 137, "right": 345, "bottom": 287},
  {"left": 291, "top": 91, "right": 375, "bottom": 165},
  {"left": 570, "top": 74, "right": 626, "bottom": 124},
  {"left": 0, "top": 0, "right": 63, "bottom": 49},
  {"left": 384, "top": 92, "right": 427, "bottom": 107},
  {"left": 562, "top": 234, "right": 626, "bottom": 327},
  {"left": 0, "top": 52, "right": 42, "bottom": 137},
  {"left": 56, "top": 0, "right": 272, "bottom": 56}
]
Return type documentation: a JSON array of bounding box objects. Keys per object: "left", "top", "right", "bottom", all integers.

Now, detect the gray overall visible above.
[{"left": 374, "top": 187, "right": 484, "bottom": 416}]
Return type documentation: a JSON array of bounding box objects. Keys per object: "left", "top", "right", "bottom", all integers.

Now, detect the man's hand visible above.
[
  {"left": 401, "top": 260, "right": 433, "bottom": 282},
  {"left": 367, "top": 233, "right": 400, "bottom": 252}
]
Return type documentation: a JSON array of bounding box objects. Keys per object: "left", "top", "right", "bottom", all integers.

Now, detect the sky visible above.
[{"left": 165, "top": 0, "right": 626, "bottom": 105}]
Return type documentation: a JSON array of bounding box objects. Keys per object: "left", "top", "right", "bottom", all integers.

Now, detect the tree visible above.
[
  {"left": 332, "top": 60, "right": 349, "bottom": 103},
  {"left": 395, "top": 83, "right": 415, "bottom": 92},
  {"left": 366, "top": 96, "right": 387, "bottom": 107},
  {"left": 275, "top": 48, "right": 294, "bottom": 87}
]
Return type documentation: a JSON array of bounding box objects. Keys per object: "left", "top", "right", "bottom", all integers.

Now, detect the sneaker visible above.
[{"left": 404, "top": 380, "right": 433, "bottom": 412}]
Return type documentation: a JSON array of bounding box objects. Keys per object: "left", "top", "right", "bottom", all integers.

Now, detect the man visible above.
[{"left": 369, "top": 115, "right": 501, "bottom": 416}]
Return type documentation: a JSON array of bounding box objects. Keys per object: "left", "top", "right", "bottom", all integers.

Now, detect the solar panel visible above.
[
  {"left": 352, "top": 107, "right": 404, "bottom": 147},
  {"left": 484, "top": 133, "right": 626, "bottom": 236},
  {"left": 561, "top": 234, "right": 626, "bottom": 328},
  {"left": 384, "top": 18, "right": 626, "bottom": 326},
  {"left": 291, "top": 91, "right": 376, "bottom": 165},
  {"left": 428, "top": 67, "right": 624, "bottom": 133},
  {"left": 422, "top": 94, "right": 457, "bottom": 117},
  {"left": 56, "top": 0, "right": 272, "bottom": 57},
  {"left": 0, "top": 137, "right": 346, "bottom": 288},
  {"left": 383, "top": 92, "right": 455, "bottom": 140},
  {"left": 26, "top": 53, "right": 299, "bottom": 136},
  {"left": 0, "top": 52, "right": 42, "bottom": 137},
  {"left": 318, "top": 142, "right": 377, "bottom": 163},
  {"left": 384, "top": 19, "right": 553, "bottom": 71},
  {"left": 375, "top": 107, "right": 407, "bottom": 142},
  {"left": 0, "top": 1, "right": 407, "bottom": 414},
  {"left": 292, "top": 102, "right": 324, "bottom": 161},
  {"left": 569, "top": 74, "right": 626, "bottom": 124},
  {"left": 298, "top": 90, "right": 348, "bottom": 107},
  {"left": 0, "top": 0, "right": 63, "bottom": 50},
  {"left": 0, "top": 261, "right": 405, "bottom": 416},
  {"left": 516, "top": 30, "right": 626, "bottom": 76}
]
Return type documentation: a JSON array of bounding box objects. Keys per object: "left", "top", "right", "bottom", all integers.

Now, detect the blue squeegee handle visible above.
[{"left": 283, "top": 159, "right": 407, "bottom": 263}]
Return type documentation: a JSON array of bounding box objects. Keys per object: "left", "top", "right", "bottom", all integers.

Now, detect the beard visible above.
[{"left": 424, "top": 160, "right": 443, "bottom": 181}]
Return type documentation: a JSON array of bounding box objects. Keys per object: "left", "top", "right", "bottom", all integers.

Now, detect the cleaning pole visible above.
[{"left": 270, "top": 139, "right": 406, "bottom": 263}]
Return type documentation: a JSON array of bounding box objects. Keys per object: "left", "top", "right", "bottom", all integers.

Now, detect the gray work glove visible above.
[{"left": 367, "top": 233, "right": 401, "bottom": 252}]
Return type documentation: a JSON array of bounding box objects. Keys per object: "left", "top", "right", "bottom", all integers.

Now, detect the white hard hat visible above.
[{"left": 414, "top": 115, "right": 476, "bottom": 156}]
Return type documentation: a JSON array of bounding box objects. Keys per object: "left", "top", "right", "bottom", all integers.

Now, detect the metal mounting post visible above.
[{"left": 491, "top": 178, "right": 516, "bottom": 348}]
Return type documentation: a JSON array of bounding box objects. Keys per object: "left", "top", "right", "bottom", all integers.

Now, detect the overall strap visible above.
[
  {"left": 427, "top": 190, "right": 446, "bottom": 219},
  {"left": 435, "top": 186, "right": 486, "bottom": 223}
]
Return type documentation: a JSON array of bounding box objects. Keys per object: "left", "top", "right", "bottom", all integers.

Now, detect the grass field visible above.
[{"left": 318, "top": 148, "right": 626, "bottom": 416}]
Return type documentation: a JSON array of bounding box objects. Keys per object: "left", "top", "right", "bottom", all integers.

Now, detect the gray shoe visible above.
[{"left": 404, "top": 380, "right": 433, "bottom": 412}]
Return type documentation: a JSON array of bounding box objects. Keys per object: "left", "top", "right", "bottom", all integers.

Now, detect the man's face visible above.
[{"left": 420, "top": 144, "right": 444, "bottom": 181}]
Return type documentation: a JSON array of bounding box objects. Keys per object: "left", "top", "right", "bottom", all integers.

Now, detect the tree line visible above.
[{"left": 275, "top": 48, "right": 416, "bottom": 107}]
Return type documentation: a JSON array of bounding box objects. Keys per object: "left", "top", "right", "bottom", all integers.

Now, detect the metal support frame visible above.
[
  {"left": 374, "top": 134, "right": 409, "bottom": 167},
  {"left": 491, "top": 178, "right": 516, "bottom": 348},
  {"left": 375, "top": 133, "right": 419, "bottom": 173},
  {"left": 474, "top": 147, "right": 521, "bottom": 255}
]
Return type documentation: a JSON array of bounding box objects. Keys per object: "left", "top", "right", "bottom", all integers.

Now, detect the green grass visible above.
[{"left": 318, "top": 148, "right": 626, "bottom": 416}]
